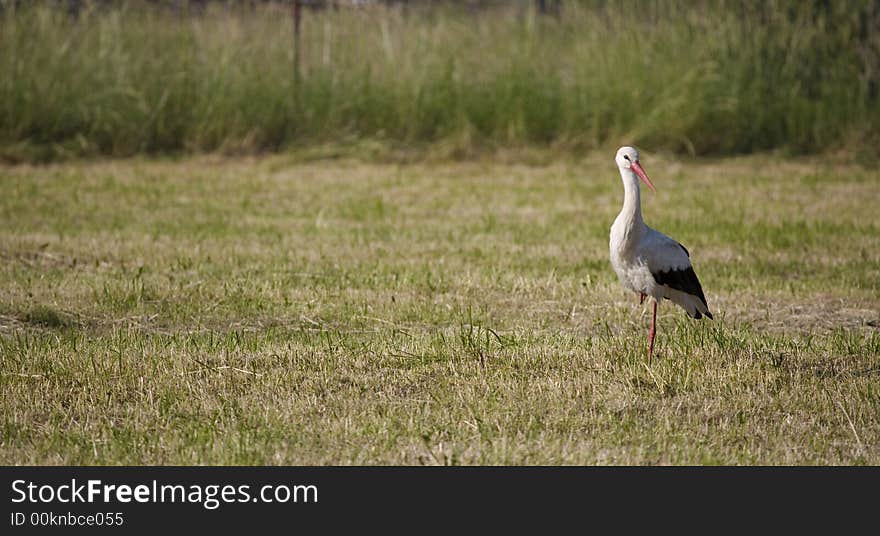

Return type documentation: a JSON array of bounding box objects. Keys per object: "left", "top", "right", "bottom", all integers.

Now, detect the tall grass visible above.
[{"left": 1, "top": 1, "right": 878, "bottom": 161}]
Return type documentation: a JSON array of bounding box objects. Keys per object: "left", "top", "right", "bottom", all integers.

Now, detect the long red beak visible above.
[{"left": 630, "top": 161, "right": 656, "bottom": 193}]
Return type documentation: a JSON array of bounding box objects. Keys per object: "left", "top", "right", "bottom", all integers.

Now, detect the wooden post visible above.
[
  {"left": 293, "top": 0, "right": 302, "bottom": 83},
  {"left": 536, "top": 0, "right": 562, "bottom": 17}
]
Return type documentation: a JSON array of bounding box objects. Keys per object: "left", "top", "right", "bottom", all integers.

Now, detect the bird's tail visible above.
[{"left": 668, "top": 289, "right": 712, "bottom": 320}]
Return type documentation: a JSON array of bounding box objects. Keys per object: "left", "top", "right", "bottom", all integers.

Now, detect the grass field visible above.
[
  {"left": 1, "top": 152, "right": 878, "bottom": 465},
  {"left": 2, "top": 2, "right": 878, "bottom": 161}
]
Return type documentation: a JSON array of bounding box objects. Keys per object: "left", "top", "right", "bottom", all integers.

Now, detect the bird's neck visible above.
[{"left": 617, "top": 167, "right": 644, "bottom": 230}]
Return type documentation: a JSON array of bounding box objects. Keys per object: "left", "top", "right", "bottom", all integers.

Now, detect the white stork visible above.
[{"left": 609, "top": 146, "right": 712, "bottom": 362}]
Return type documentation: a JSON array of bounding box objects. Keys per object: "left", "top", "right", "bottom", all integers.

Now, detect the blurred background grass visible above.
[{"left": 1, "top": 0, "right": 878, "bottom": 162}]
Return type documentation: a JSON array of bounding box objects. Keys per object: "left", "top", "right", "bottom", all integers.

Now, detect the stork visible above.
[{"left": 609, "top": 146, "right": 712, "bottom": 362}]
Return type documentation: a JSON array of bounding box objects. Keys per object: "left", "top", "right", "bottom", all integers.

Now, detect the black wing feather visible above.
[{"left": 652, "top": 266, "right": 710, "bottom": 312}]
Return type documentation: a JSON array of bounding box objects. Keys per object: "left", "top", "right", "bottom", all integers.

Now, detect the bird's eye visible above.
[{"left": 623, "top": 155, "right": 630, "bottom": 161}]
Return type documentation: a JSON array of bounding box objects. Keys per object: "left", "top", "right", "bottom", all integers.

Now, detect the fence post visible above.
[{"left": 293, "top": 0, "right": 302, "bottom": 83}]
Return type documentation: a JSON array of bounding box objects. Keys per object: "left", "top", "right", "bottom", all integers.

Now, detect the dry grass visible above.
[{"left": 1, "top": 152, "right": 878, "bottom": 464}]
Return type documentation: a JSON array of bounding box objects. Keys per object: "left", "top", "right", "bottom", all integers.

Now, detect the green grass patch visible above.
[
  {"left": 21, "top": 305, "right": 75, "bottom": 329},
  {"left": 1, "top": 2, "right": 878, "bottom": 162},
  {"left": 0, "top": 153, "right": 878, "bottom": 464}
]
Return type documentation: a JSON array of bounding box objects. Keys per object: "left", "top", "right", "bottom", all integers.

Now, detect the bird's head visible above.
[{"left": 615, "top": 146, "right": 656, "bottom": 193}]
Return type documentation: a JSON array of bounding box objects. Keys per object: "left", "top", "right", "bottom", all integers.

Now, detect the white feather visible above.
[{"left": 642, "top": 228, "right": 690, "bottom": 274}]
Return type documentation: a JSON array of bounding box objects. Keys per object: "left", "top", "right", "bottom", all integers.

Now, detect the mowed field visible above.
[{"left": 1, "top": 153, "right": 878, "bottom": 465}]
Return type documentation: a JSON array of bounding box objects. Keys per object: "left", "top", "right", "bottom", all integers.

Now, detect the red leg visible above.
[
  {"left": 647, "top": 300, "right": 657, "bottom": 363},
  {"left": 639, "top": 292, "right": 646, "bottom": 304}
]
